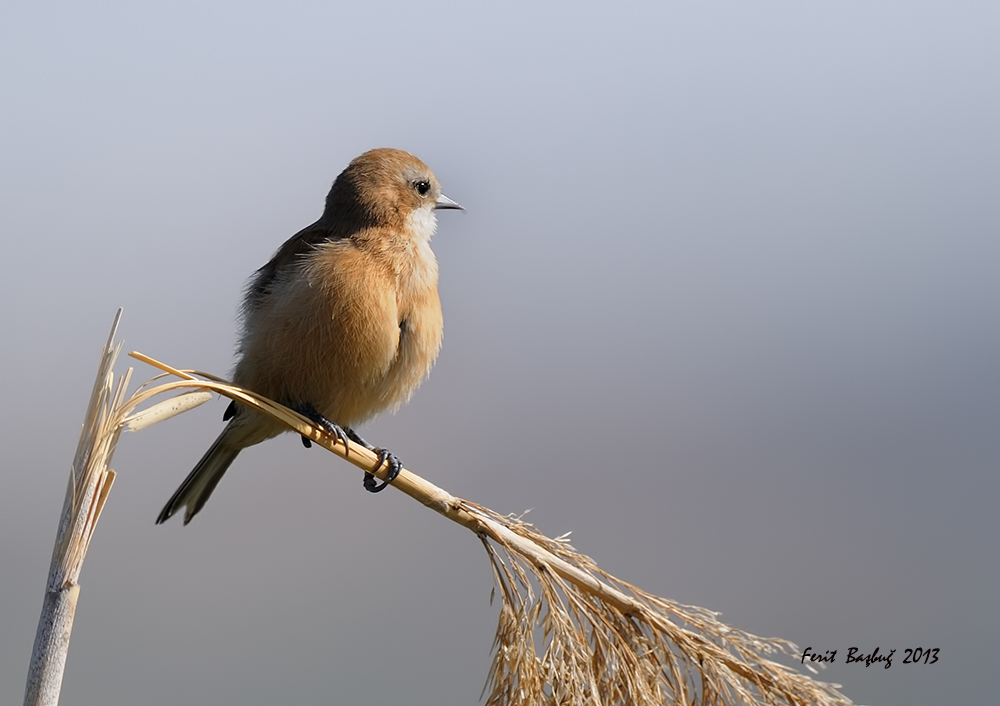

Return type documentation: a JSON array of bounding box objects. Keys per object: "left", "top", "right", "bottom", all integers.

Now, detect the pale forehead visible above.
[{"left": 401, "top": 161, "right": 436, "bottom": 183}]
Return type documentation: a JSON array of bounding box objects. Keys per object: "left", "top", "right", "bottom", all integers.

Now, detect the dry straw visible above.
[{"left": 27, "top": 311, "right": 854, "bottom": 706}]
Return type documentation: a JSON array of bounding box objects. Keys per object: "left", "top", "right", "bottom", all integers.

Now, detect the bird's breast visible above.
[
  {"left": 234, "top": 235, "right": 443, "bottom": 426},
  {"left": 379, "top": 277, "right": 443, "bottom": 411}
]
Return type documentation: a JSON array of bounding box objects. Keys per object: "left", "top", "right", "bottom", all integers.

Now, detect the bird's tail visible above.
[{"left": 156, "top": 430, "right": 242, "bottom": 525}]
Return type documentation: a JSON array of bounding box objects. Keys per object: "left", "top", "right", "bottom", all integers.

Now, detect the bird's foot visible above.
[
  {"left": 345, "top": 428, "right": 402, "bottom": 493},
  {"left": 362, "top": 449, "right": 402, "bottom": 493},
  {"left": 296, "top": 404, "right": 350, "bottom": 452}
]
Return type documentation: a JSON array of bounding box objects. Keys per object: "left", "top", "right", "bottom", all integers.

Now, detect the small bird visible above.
[{"left": 157, "top": 148, "right": 463, "bottom": 525}]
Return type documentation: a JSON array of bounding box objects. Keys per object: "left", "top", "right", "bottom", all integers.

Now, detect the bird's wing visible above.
[{"left": 243, "top": 222, "right": 337, "bottom": 318}]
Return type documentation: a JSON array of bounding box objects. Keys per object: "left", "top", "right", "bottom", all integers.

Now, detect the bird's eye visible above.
[{"left": 414, "top": 180, "right": 431, "bottom": 196}]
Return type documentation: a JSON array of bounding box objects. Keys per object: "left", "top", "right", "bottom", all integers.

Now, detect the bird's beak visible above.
[{"left": 435, "top": 193, "right": 464, "bottom": 210}]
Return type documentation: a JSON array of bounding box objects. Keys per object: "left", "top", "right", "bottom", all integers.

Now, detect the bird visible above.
[{"left": 156, "top": 147, "right": 463, "bottom": 525}]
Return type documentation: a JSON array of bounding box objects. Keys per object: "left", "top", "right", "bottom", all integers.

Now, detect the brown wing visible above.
[{"left": 243, "top": 222, "right": 340, "bottom": 318}]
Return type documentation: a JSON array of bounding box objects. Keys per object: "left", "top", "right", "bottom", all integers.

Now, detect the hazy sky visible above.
[{"left": 2, "top": 2, "right": 997, "bottom": 705}]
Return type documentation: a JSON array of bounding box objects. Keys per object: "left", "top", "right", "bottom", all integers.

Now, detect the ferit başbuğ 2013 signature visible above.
[{"left": 800, "top": 646, "right": 939, "bottom": 669}]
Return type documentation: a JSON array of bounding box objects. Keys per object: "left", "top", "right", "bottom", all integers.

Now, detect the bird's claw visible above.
[
  {"left": 296, "top": 405, "right": 350, "bottom": 453},
  {"left": 363, "top": 449, "right": 402, "bottom": 493},
  {"left": 298, "top": 413, "right": 399, "bottom": 492}
]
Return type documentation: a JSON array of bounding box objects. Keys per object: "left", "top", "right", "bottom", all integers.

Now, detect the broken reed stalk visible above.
[
  {"left": 24, "top": 312, "right": 212, "bottom": 706},
  {"left": 28, "top": 311, "right": 855, "bottom": 706},
  {"left": 24, "top": 310, "right": 126, "bottom": 706}
]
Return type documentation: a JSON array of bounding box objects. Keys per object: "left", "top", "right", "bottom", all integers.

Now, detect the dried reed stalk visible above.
[
  {"left": 25, "top": 311, "right": 124, "bottom": 706},
  {"left": 124, "top": 362, "right": 853, "bottom": 706},
  {"left": 28, "top": 311, "right": 855, "bottom": 706},
  {"left": 24, "top": 311, "right": 209, "bottom": 706}
]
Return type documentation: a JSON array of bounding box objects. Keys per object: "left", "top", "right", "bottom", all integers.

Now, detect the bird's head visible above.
[{"left": 323, "top": 148, "right": 462, "bottom": 241}]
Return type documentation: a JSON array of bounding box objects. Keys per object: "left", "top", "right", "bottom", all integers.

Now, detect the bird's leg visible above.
[
  {"left": 295, "top": 404, "right": 350, "bottom": 452},
  {"left": 344, "top": 427, "right": 402, "bottom": 493},
  {"left": 294, "top": 407, "right": 400, "bottom": 492}
]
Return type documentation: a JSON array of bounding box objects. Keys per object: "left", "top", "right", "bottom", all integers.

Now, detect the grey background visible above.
[{"left": 2, "top": 2, "right": 997, "bottom": 705}]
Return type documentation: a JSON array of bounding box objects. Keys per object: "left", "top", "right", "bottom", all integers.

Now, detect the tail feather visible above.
[{"left": 157, "top": 432, "right": 242, "bottom": 525}]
